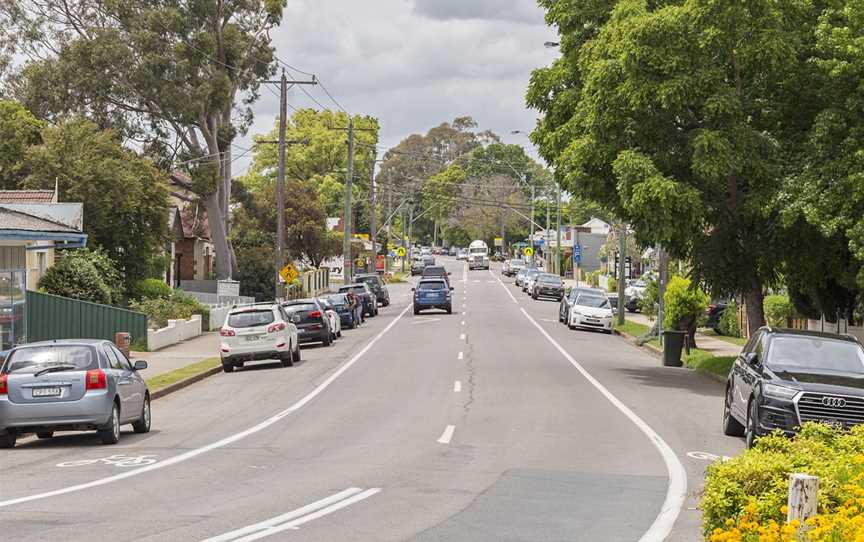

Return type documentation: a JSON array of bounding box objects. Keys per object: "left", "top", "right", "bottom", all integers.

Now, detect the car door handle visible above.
[{"left": 119, "top": 378, "right": 132, "bottom": 385}]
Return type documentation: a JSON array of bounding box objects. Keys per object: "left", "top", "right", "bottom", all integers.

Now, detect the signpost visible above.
[
  {"left": 279, "top": 263, "right": 299, "bottom": 284},
  {"left": 395, "top": 246, "right": 406, "bottom": 258},
  {"left": 523, "top": 246, "right": 534, "bottom": 258},
  {"left": 573, "top": 244, "right": 582, "bottom": 287}
]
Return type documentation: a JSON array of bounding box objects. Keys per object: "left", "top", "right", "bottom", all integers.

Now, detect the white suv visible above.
[{"left": 219, "top": 304, "right": 300, "bottom": 372}]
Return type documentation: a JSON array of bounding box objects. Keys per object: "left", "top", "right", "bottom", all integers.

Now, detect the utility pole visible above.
[
  {"left": 617, "top": 224, "right": 627, "bottom": 326},
  {"left": 529, "top": 185, "right": 535, "bottom": 263},
  {"left": 657, "top": 244, "right": 668, "bottom": 343},
  {"left": 555, "top": 185, "right": 561, "bottom": 276},
  {"left": 386, "top": 187, "right": 392, "bottom": 272},
  {"left": 275, "top": 70, "right": 288, "bottom": 299},
  {"left": 400, "top": 207, "right": 407, "bottom": 273},
  {"left": 341, "top": 119, "right": 355, "bottom": 284},
  {"left": 545, "top": 191, "right": 551, "bottom": 271},
  {"left": 369, "top": 152, "right": 378, "bottom": 272},
  {"left": 407, "top": 203, "right": 414, "bottom": 260}
]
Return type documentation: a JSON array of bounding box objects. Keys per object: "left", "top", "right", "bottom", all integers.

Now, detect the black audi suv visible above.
[{"left": 723, "top": 327, "right": 864, "bottom": 447}]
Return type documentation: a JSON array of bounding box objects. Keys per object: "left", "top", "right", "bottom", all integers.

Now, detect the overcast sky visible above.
[{"left": 235, "top": 0, "right": 559, "bottom": 173}]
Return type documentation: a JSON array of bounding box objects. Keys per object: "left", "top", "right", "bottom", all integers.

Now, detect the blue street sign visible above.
[{"left": 573, "top": 244, "right": 582, "bottom": 264}]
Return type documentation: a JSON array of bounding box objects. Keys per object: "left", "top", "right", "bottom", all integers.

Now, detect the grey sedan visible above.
[{"left": 0, "top": 339, "right": 150, "bottom": 448}]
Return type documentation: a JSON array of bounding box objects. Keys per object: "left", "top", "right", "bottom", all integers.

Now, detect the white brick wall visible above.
[{"left": 147, "top": 314, "right": 203, "bottom": 351}]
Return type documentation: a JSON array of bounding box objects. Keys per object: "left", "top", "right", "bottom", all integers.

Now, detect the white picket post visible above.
[{"left": 787, "top": 473, "right": 819, "bottom": 524}]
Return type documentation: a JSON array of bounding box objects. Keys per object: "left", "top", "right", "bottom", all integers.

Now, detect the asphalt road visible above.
[{"left": 0, "top": 258, "right": 743, "bottom": 541}]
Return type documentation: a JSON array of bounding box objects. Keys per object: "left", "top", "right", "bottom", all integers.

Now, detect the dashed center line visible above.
[
  {"left": 458, "top": 351, "right": 464, "bottom": 360},
  {"left": 453, "top": 381, "right": 462, "bottom": 392},
  {"left": 459, "top": 333, "right": 466, "bottom": 341},
  {"left": 437, "top": 425, "right": 455, "bottom": 444}
]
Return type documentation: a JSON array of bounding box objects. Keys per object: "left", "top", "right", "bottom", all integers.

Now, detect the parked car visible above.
[
  {"left": 522, "top": 269, "right": 541, "bottom": 293},
  {"left": 354, "top": 273, "right": 390, "bottom": 306},
  {"left": 624, "top": 280, "right": 648, "bottom": 312},
  {"left": 515, "top": 267, "right": 529, "bottom": 287},
  {"left": 316, "top": 297, "right": 342, "bottom": 340},
  {"left": 413, "top": 278, "right": 454, "bottom": 314},
  {"left": 705, "top": 301, "right": 729, "bottom": 331},
  {"left": 338, "top": 283, "right": 378, "bottom": 317},
  {"left": 282, "top": 299, "right": 334, "bottom": 347},
  {"left": 448, "top": 246, "right": 458, "bottom": 256},
  {"left": 567, "top": 292, "right": 614, "bottom": 333},
  {"left": 456, "top": 248, "right": 469, "bottom": 261},
  {"left": 503, "top": 259, "right": 525, "bottom": 277},
  {"left": 327, "top": 293, "right": 363, "bottom": 329},
  {"left": 532, "top": 273, "right": 565, "bottom": 301},
  {"left": 723, "top": 328, "right": 864, "bottom": 448},
  {"left": 559, "top": 287, "right": 605, "bottom": 323},
  {"left": 421, "top": 265, "right": 451, "bottom": 287},
  {"left": 220, "top": 303, "right": 300, "bottom": 372},
  {"left": 0, "top": 340, "right": 151, "bottom": 448}
]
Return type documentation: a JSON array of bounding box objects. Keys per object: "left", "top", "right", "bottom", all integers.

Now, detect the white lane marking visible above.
[
  {"left": 437, "top": 424, "right": 455, "bottom": 444},
  {"left": 203, "top": 488, "right": 382, "bottom": 542},
  {"left": 491, "top": 271, "right": 518, "bottom": 304},
  {"left": 462, "top": 311, "right": 467, "bottom": 316},
  {"left": 409, "top": 317, "right": 441, "bottom": 325},
  {"left": 687, "top": 451, "right": 732, "bottom": 462},
  {"left": 454, "top": 380, "right": 462, "bottom": 392},
  {"left": 0, "top": 305, "right": 412, "bottom": 509},
  {"left": 473, "top": 280, "right": 481, "bottom": 283},
  {"left": 459, "top": 333, "right": 466, "bottom": 341},
  {"left": 517, "top": 306, "right": 687, "bottom": 542},
  {"left": 486, "top": 280, "right": 496, "bottom": 284},
  {"left": 56, "top": 454, "right": 158, "bottom": 468},
  {"left": 539, "top": 318, "right": 557, "bottom": 323},
  {"left": 461, "top": 320, "right": 465, "bottom": 326},
  {"left": 461, "top": 303, "right": 466, "bottom": 308},
  {"left": 458, "top": 351, "right": 464, "bottom": 360}
]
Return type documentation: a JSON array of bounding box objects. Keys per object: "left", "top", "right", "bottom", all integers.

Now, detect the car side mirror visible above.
[
  {"left": 744, "top": 352, "right": 759, "bottom": 366},
  {"left": 448, "top": 272, "right": 452, "bottom": 275},
  {"left": 133, "top": 360, "right": 148, "bottom": 371},
  {"left": 450, "top": 287, "right": 454, "bottom": 291},
  {"left": 411, "top": 287, "right": 416, "bottom": 291}
]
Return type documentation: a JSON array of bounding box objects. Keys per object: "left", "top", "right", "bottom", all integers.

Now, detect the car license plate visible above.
[
  {"left": 297, "top": 329, "right": 306, "bottom": 334},
  {"left": 245, "top": 335, "right": 261, "bottom": 342},
  {"left": 822, "top": 418, "right": 845, "bottom": 430},
  {"left": 33, "top": 387, "right": 61, "bottom": 397}
]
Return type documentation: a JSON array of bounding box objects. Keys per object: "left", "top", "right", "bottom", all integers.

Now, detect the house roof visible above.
[
  {"left": 0, "top": 207, "right": 78, "bottom": 232},
  {"left": 0, "top": 203, "right": 83, "bottom": 230},
  {"left": 0, "top": 190, "right": 56, "bottom": 204}
]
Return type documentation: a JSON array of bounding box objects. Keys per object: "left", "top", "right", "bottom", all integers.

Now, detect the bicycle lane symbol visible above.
[{"left": 56, "top": 454, "right": 158, "bottom": 468}]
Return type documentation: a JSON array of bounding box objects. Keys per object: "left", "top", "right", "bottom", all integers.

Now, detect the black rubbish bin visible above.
[{"left": 663, "top": 330, "right": 686, "bottom": 367}]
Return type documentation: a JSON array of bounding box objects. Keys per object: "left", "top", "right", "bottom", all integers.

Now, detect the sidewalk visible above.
[
  {"left": 131, "top": 332, "right": 220, "bottom": 379},
  {"left": 627, "top": 312, "right": 741, "bottom": 357}
]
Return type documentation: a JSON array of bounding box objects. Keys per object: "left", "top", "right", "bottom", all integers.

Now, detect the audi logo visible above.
[{"left": 822, "top": 397, "right": 847, "bottom": 408}]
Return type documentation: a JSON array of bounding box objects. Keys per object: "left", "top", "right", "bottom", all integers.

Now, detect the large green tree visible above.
[
  {"left": 528, "top": 0, "right": 820, "bottom": 334},
  {"left": 1, "top": 0, "right": 286, "bottom": 279},
  {"left": 0, "top": 100, "right": 42, "bottom": 189},
  {"left": 24, "top": 117, "right": 170, "bottom": 288}
]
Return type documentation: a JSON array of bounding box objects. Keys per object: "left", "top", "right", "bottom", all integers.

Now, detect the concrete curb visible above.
[
  {"left": 614, "top": 328, "right": 727, "bottom": 383},
  {"left": 151, "top": 365, "right": 223, "bottom": 400}
]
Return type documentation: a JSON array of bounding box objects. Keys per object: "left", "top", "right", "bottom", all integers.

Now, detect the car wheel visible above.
[
  {"left": 98, "top": 403, "right": 121, "bottom": 445},
  {"left": 337, "top": 329, "right": 342, "bottom": 338},
  {"left": 446, "top": 305, "right": 452, "bottom": 314},
  {"left": 0, "top": 431, "right": 16, "bottom": 448},
  {"left": 292, "top": 341, "right": 302, "bottom": 362},
  {"left": 280, "top": 351, "right": 294, "bottom": 367},
  {"left": 745, "top": 399, "right": 760, "bottom": 448},
  {"left": 532, "top": 293, "right": 538, "bottom": 300},
  {"left": 722, "top": 386, "right": 745, "bottom": 437},
  {"left": 568, "top": 315, "right": 576, "bottom": 330},
  {"left": 36, "top": 431, "right": 54, "bottom": 439},
  {"left": 222, "top": 363, "right": 235, "bottom": 373},
  {"left": 383, "top": 299, "right": 390, "bottom": 307},
  {"left": 413, "top": 307, "right": 420, "bottom": 315},
  {"left": 132, "top": 396, "right": 151, "bottom": 434},
  {"left": 322, "top": 332, "right": 332, "bottom": 347}
]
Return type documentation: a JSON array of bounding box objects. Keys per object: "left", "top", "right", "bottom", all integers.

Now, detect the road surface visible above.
[{"left": 0, "top": 258, "right": 743, "bottom": 541}]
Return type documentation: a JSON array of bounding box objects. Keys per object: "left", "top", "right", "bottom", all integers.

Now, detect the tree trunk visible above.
[
  {"left": 743, "top": 279, "right": 766, "bottom": 336},
  {"left": 204, "top": 192, "right": 234, "bottom": 280}
]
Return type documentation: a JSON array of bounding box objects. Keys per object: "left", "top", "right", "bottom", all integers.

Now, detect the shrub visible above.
[
  {"left": 130, "top": 290, "right": 209, "bottom": 330},
  {"left": 764, "top": 294, "right": 798, "bottom": 327},
  {"left": 639, "top": 278, "right": 659, "bottom": 318},
  {"left": 663, "top": 276, "right": 709, "bottom": 331},
  {"left": 702, "top": 423, "right": 864, "bottom": 536},
  {"left": 718, "top": 299, "right": 741, "bottom": 337},
  {"left": 130, "top": 278, "right": 172, "bottom": 301},
  {"left": 38, "top": 249, "right": 122, "bottom": 305},
  {"left": 607, "top": 275, "right": 617, "bottom": 292}
]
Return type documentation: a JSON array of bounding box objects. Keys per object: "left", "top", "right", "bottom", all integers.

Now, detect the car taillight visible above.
[
  {"left": 308, "top": 311, "right": 322, "bottom": 318},
  {"left": 85, "top": 369, "right": 107, "bottom": 390},
  {"left": 268, "top": 322, "right": 286, "bottom": 333},
  {"left": 0, "top": 374, "right": 7, "bottom": 395},
  {"left": 220, "top": 328, "right": 236, "bottom": 337}
]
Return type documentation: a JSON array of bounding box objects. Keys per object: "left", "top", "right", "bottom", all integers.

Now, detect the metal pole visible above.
[
  {"left": 342, "top": 118, "right": 355, "bottom": 284},
  {"left": 408, "top": 204, "right": 414, "bottom": 261},
  {"left": 400, "top": 207, "right": 406, "bottom": 273},
  {"left": 530, "top": 184, "right": 535, "bottom": 263},
  {"left": 369, "top": 153, "right": 377, "bottom": 268},
  {"left": 575, "top": 228, "right": 581, "bottom": 286},
  {"left": 555, "top": 185, "right": 561, "bottom": 276},
  {"left": 386, "top": 187, "right": 392, "bottom": 272},
  {"left": 275, "top": 70, "right": 288, "bottom": 300},
  {"left": 617, "top": 224, "right": 627, "bottom": 326},
  {"left": 658, "top": 244, "right": 668, "bottom": 343},
  {"left": 545, "top": 193, "right": 550, "bottom": 270}
]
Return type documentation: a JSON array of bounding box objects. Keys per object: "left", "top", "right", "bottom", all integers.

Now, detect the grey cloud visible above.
[{"left": 411, "top": 0, "right": 544, "bottom": 24}]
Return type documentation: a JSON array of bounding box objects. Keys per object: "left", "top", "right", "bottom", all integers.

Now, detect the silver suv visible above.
[{"left": 219, "top": 303, "right": 300, "bottom": 372}]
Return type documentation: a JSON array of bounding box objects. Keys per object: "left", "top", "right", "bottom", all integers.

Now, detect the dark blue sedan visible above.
[
  {"left": 413, "top": 278, "right": 453, "bottom": 315},
  {"left": 327, "top": 293, "right": 363, "bottom": 329}
]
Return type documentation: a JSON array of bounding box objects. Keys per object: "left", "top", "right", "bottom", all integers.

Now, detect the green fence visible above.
[{"left": 26, "top": 291, "right": 149, "bottom": 348}]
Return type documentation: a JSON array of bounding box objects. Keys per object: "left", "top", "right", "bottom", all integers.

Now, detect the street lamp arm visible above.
[{"left": 504, "top": 204, "right": 545, "bottom": 230}]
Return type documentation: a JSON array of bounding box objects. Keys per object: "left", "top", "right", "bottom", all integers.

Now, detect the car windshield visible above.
[
  {"left": 228, "top": 309, "right": 275, "bottom": 328},
  {"left": 538, "top": 275, "right": 561, "bottom": 284},
  {"left": 283, "top": 303, "right": 317, "bottom": 313},
  {"left": 766, "top": 336, "right": 864, "bottom": 373},
  {"left": 526, "top": 270, "right": 539, "bottom": 278},
  {"left": 3, "top": 345, "right": 97, "bottom": 374},
  {"left": 423, "top": 267, "right": 445, "bottom": 275},
  {"left": 328, "top": 294, "right": 349, "bottom": 307},
  {"left": 510, "top": 260, "right": 524, "bottom": 266},
  {"left": 418, "top": 281, "right": 446, "bottom": 290},
  {"left": 356, "top": 276, "right": 379, "bottom": 286},
  {"left": 576, "top": 295, "right": 610, "bottom": 309}
]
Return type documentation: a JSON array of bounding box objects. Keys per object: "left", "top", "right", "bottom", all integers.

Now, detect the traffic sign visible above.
[
  {"left": 523, "top": 247, "right": 534, "bottom": 257},
  {"left": 395, "top": 247, "right": 406, "bottom": 258},
  {"left": 279, "top": 263, "right": 299, "bottom": 283},
  {"left": 573, "top": 244, "right": 582, "bottom": 264},
  {"left": 494, "top": 237, "right": 503, "bottom": 247}
]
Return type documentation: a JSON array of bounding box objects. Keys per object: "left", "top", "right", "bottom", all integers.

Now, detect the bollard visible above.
[{"left": 787, "top": 473, "right": 819, "bottom": 524}]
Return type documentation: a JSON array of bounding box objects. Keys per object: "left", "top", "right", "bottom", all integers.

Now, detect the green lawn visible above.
[
  {"left": 683, "top": 349, "right": 736, "bottom": 378},
  {"left": 701, "top": 328, "right": 747, "bottom": 346},
  {"left": 146, "top": 357, "right": 221, "bottom": 393},
  {"left": 614, "top": 319, "right": 650, "bottom": 338}
]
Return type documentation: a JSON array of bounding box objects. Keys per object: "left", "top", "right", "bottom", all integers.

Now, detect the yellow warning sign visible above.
[
  {"left": 279, "top": 263, "right": 299, "bottom": 283},
  {"left": 395, "top": 247, "right": 406, "bottom": 258},
  {"left": 523, "top": 247, "right": 534, "bottom": 257}
]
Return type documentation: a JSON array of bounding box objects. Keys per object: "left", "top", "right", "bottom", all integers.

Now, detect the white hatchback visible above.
[
  {"left": 219, "top": 304, "right": 300, "bottom": 372},
  {"left": 568, "top": 293, "right": 614, "bottom": 333}
]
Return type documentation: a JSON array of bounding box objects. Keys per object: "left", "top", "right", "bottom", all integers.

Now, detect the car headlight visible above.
[{"left": 763, "top": 383, "right": 799, "bottom": 400}]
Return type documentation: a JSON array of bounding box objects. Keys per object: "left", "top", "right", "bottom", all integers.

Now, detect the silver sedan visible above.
[{"left": 0, "top": 339, "right": 151, "bottom": 448}]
